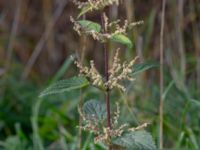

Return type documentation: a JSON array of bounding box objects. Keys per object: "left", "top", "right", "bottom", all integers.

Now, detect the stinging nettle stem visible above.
[{"left": 101, "top": 12, "right": 112, "bottom": 150}]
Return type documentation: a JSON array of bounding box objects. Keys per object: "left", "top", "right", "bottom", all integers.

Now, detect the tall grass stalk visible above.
[{"left": 159, "top": 0, "right": 166, "bottom": 149}]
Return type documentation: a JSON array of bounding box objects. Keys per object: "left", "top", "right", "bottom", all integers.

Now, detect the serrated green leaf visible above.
[
  {"left": 83, "top": 100, "right": 106, "bottom": 122},
  {"left": 78, "top": 20, "right": 101, "bottom": 33},
  {"left": 131, "top": 62, "right": 159, "bottom": 76},
  {"left": 110, "top": 34, "right": 133, "bottom": 48},
  {"left": 78, "top": 5, "right": 92, "bottom": 18},
  {"left": 39, "top": 76, "right": 89, "bottom": 97},
  {"left": 113, "top": 131, "right": 157, "bottom": 150}
]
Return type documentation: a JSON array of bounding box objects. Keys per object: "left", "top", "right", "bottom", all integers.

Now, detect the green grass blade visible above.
[{"left": 51, "top": 55, "right": 75, "bottom": 83}]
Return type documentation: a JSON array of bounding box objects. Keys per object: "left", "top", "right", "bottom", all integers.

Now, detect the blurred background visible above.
[{"left": 0, "top": 0, "right": 200, "bottom": 149}]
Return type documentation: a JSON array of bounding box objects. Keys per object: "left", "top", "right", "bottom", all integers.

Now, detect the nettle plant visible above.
[{"left": 40, "top": 0, "right": 157, "bottom": 149}]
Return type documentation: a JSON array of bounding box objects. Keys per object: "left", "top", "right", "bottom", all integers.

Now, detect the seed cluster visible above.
[
  {"left": 106, "top": 48, "right": 138, "bottom": 91},
  {"left": 70, "top": 16, "right": 81, "bottom": 36},
  {"left": 128, "top": 122, "right": 150, "bottom": 132},
  {"left": 75, "top": 49, "right": 138, "bottom": 91},
  {"left": 73, "top": 0, "right": 120, "bottom": 12},
  {"left": 78, "top": 102, "right": 149, "bottom": 145},
  {"left": 78, "top": 108, "right": 100, "bottom": 135},
  {"left": 94, "top": 124, "right": 128, "bottom": 144},
  {"left": 113, "top": 102, "right": 120, "bottom": 126},
  {"left": 75, "top": 60, "right": 103, "bottom": 87}
]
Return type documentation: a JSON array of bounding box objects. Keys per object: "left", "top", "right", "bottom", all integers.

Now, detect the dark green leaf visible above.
[
  {"left": 78, "top": 20, "right": 101, "bottom": 33},
  {"left": 113, "top": 131, "right": 157, "bottom": 150},
  {"left": 83, "top": 100, "right": 106, "bottom": 122},
  {"left": 110, "top": 34, "right": 133, "bottom": 48},
  {"left": 131, "top": 62, "right": 159, "bottom": 76},
  {"left": 39, "top": 76, "right": 89, "bottom": 97}
]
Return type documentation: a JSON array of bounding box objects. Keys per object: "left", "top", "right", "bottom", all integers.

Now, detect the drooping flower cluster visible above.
[
  {"left": 73, "top": 0, "right": 119, "bottom": 12},
  {"left": 70, "top": 17, "right": 82, "bottom": 36},
  {"left": 113, "top": 102, "right": 120, "bottom": 126},
  {"left": 94, "top": 124, "right": 128, "bottom": 145},
  {"left": 75, "top": 60, "right": 103, "bottom": 87},
  {"left": 128, "top": 122, "right": 150, "bottom": 132},
  {"left": 78, "top": 106, "right": 100, "bottom": 135},
  {"left": 70, "top": 13, "right": 143, "bottom": 43},
  {"left": 75, "top": 49, "right": 138, "bottom": 91},
  {"left": 106, "top": 48, "right": 138, "bottom": 91}
]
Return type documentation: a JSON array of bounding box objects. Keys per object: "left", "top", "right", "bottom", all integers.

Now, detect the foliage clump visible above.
[{"left": 40, "top": 0, "right": 157, "bottom": 149}]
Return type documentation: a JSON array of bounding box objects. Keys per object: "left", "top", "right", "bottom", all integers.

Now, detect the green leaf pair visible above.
[{"left": 77, "top": 20, "right": 133, "bottom": 48}]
